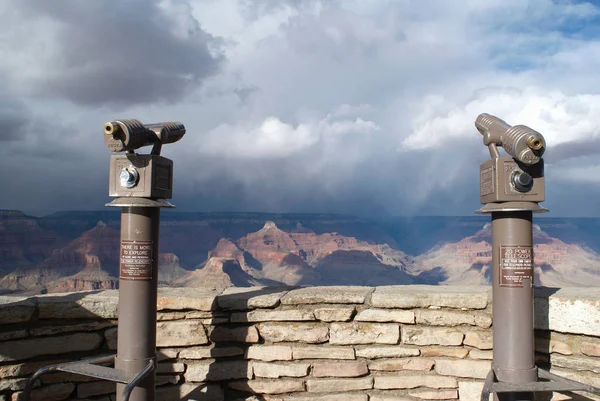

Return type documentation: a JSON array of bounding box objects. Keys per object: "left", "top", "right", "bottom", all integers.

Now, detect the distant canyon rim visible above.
[{"left": 1, "top": 210, "right": 599, "bottom": 295}]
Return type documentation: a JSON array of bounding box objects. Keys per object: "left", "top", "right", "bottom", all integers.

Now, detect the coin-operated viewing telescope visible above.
[
  {"left": 475, "top": 114, "right": 600, "bottom": 401},
  {"left": 23, "top": 119, "right": 186, "bottom": 401},
  {"left": 104, "top": 119, "right": 185, "bottom": 199},
  {"left": 476, "top": 113, "right": 545, "bottom": 206}
]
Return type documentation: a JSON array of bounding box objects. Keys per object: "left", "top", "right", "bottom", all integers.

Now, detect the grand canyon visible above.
[{"left": 1, "top": 209, "right": 599, "bottom": 295}]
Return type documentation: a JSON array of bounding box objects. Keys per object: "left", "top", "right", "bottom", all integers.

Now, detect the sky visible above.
[{"left": 1, "top": 0, "right": 600, "bottom": 217}]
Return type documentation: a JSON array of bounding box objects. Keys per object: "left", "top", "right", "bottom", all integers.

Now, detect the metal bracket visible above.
[
  {"left": 22, "top": 354, "right": 155, "bottom": 401},
  {"left": 481, "top": 368, "right": 600, "bottom": 400}
]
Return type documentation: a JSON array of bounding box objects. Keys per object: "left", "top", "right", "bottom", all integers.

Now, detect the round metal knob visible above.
[
  {"left": 512, "top": 171, "right": 533, "bottom": 192},
  {"left": 119, "top": 167, "right": 139, "bottom": 189}
]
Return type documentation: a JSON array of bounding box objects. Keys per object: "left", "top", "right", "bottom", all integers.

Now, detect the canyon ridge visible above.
[{"left": 1, "top": 210, "right": 599, "bottom": 294}]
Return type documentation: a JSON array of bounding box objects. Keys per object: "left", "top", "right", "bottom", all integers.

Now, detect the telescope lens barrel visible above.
[
  {"left": 475, "top": 113, "right": 511, "bottom": 137},
  {"left": 475, "top": 113, "right": 545, "bottom": 165},
  {"left": 144, "top": 122, "right": 186, "bottom": 144},
  {"left": 104, "top": 120, "right": 186, "bottom": 152}
]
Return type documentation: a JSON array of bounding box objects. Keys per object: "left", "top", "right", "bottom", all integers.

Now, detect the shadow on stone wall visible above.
[
  {"left": 1, "top": 285, "right": 600, "bottom": 401},
  {"left": 0, "top": 290, "right": 117, "bottom": 400}
]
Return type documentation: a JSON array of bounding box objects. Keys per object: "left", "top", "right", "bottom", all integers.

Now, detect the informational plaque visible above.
[
  {"left": 499, "top": 245, "right": 533, "bottom": 288},
  {"left": 120, "top": 240, "right": 154, "bottom": 280}
]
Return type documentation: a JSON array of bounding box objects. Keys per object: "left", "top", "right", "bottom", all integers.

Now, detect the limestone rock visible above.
[
  {"left": 369, "top": 396, "right": 413, "bottom": 401},
  {"left": 402, "top": 327, "right": 464, "bottom": 346},
  {"left": 156, "top": 362, "right": 186, "bottom": 374},
  {"left": 0, "top": 330, "right": 28, "bottom": 341},
  {"left": 231, "top": 309, "right": 315, "bottom": 323},
  {"left": 435, "top": 359, "right": 491, "bottom": 379},
  {"left": 409, "top": 389, "right": 458, "bottom": 399},
  {"left": 355, "top": 309, "right": 415, "bottom": 324},
  {"left": 11, "top": 383, "right": 75, "bottom": 401},
  {"left": 155, "top": 375, "right": 181, "bottom": 386},
  {"left": 247, "top": 345, "right": 293, "bottom": 361},
  {"left": 0, "top": 359, "right": 66, "bottom": 379},
  {"left": 550, "top": 354, "right": 600, "bottom": 374},
  {"left": 210, "top": 325, "right": 260, "bottom": 343},
  {"left": 374, "top": 374, "right": 457, "bottom": 389},
  {"left": 458, "top": 381, "right": 492, "bottom": 401},
  {"left": 105, "top": 327, "right": 117, "bottom": 350},
  {"left": 469, "top": 350, "right": 493, "bottom": 360},
  {"left": 0, "top": 378, "right": 28, "bottom": 391},
  {"left": 286, "top": 395, "right": 367, "bottom": 401},
  {"left": 281, "top": 286, "right": 373, "bottom": 305},
  {"left": 463, "top": 331, "right": 493, "bottom": 350},
  {"left": 157, "top": 311, "right": 188, "bottom": 321},
  {"left": 155, "top": 383, "right": 224, "bottom": 401},
  {"left": 37, "top": 291, "right": 118, "bottom": 319},
  {"left": 306, "top": 377, "right": 373, "bottom": 392},
  {"left": 371, "top": 286, "right": 489, "bottom": 309},
  {"left": 257, "top": 323, "right": 329, "bottom": 343},
  {"left": 420, "top": 347, "right": 469, "bottom": 358},
  {"left": 179, "top": 345, "right": 244, "bottom": 360},
  {"left": 369, "top": 358, "right": 434, "bottom": 371},
  {"left": 217, "top": 286, "right": 291, "bottom": 310},
  {"left": 157, "top": 287, "right": 220, "bottom": 311},
  {"left": 0, "top": 332, "right": 102, "bottom": 362},
  {"left": 157, "top": 348, "right": 180, "bottom": 361},
  {"left": 415, "top": 309, "right": 492, "bottom": 328},
  {"left": 156, "top": 320, "right": 208, "bottom": 347},
  {"left": 292, "top": 346, "right": 355, "bottom": 360},
  {"left": 186, "top": 360, "right": 252, "bottom": 382},
  {"left": 229, "top": 379, "right": 305, "bottom": 394},
  {"left": 549, "top": 367, "right": 600, "bottom": 388},
  {"left": 355, "top": 346, "right": 419, "bottom": 359},
  {"left": 534, "top": 287, "right": 600, "bottom": 336},
  {"left": 29, "top": 320, "right": 115, "bottom": 336},
  {"left": 329, "top": 323, "right": 399, "bottom": 345},
  {"left": 253, "top": 361, "right": 310, "bottom": 378},
  {"left": 534, "top": 337, "right": 573, "bottom": 355},
  {"left": 581, "top": 340, "right": 600, "bottom": 357},
  {"left": 0, "top": 296, "right": 35, "bottom": 323},
  {"left": 77, "top": 381, "right": 115, "bottom": 398},
  {"left": 311, "top": 360, "right": 368, "bottom": 377},
  {"left": 314, "top": 307, "right": 355, "bottom": 322}
]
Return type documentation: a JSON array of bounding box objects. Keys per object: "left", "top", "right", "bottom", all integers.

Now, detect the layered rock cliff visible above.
[{"left": 412, "top": 223, "right": 600, "bottom": 286}]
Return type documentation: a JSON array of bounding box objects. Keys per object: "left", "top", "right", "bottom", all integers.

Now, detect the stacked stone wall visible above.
[{"left": 0, "top": 286, "right": 598, "bottom": 401}]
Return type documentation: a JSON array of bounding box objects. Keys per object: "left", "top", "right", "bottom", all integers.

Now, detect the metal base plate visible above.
[
  {"left": 22, "top": 354, "right": 155, "bottom": 401},
  {"left": 481, "top": 368, "right": 600, "bottom": 400}
]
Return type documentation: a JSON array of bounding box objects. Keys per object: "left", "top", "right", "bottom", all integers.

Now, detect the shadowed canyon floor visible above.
[{"left": 1, "top": 210, "right": 599, "bottom": 294}]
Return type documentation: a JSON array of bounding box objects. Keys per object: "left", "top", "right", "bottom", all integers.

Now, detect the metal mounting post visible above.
[
  {"left": 475, "top": 114, "right": 600, "bottom": 401},
  {"left": 22, "top": 120, "right": 185, "bottom": 401}
]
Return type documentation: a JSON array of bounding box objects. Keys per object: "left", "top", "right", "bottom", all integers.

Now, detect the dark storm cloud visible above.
[
  {"left": 545, "top": 138, "right": 600, "bottom": 163},
  {"left": 0, "top": 98, "right": 28, "bottom": 142},
  {"left": 12, "top": 0, "right": 224, "bottom": 107}
]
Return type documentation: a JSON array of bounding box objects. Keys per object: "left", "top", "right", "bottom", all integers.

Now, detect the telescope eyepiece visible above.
[
  {"left": 527, "top": 135, "right": 544, "bottom": 151},
  {"left": 104, "top": 122, "right": 120, "bottom": 136}
]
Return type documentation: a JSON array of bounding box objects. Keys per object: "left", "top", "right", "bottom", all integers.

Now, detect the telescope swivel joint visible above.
[{"left": 475, "top": 113, "right": 545, "bottom": 165}]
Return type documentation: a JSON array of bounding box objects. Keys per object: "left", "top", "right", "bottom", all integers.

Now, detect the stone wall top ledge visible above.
[
  {"left": 1, "top": 286, "right": 598, "bottom": 325},
  {"left": 281, "top": 286, "right": 374, "bottom": 305},
  {"left": 371, "top": 286, "right": 490, "bottom": 310}
]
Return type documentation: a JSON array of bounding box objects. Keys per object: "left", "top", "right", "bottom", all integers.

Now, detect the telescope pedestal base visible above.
[
  {"left": 21, "top": 354, "right": 155, "bottom": 401},
  {"left": 481, "top": 368, "right": 600, "bottom": 400}
]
